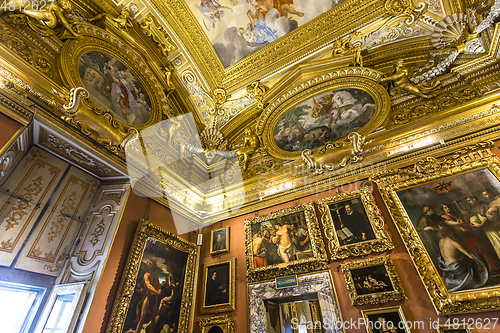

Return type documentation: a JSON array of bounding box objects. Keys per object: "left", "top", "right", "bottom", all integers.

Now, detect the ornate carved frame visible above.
[
  {"left": 105, "top": 219, "right": 197, "bottom": 333},
  {"left": 361, "top": 306, "right": 410, "bottom": 333},
  {"left": 200, "top": 256, "right": 236, "bottom": 314},
  {"left": 437, "top": 324, "right": 473, "bottom": 333},
  {"left": 261, "top": 70, "right": 391, "bottom": 160},
  {"left": 371, "top": 142, "right": 500, "bottom": 315},
  {"left": 244, "top": 201, "right": 328, "bottom": 282},
  {"left": 58, "top": 27, "right": 169, "bottom": 132},
  {"left": 341, "top": 255, "right": 407, "bottom": 306},
  {"left": 317, "top": 187, "right": 394, "bottom": 259},
  {"left": 247, "top": 271, "right": 344, "bottom": 333},
  {"left": 199, "top": 315, "right": 234, "bottom": 333}
]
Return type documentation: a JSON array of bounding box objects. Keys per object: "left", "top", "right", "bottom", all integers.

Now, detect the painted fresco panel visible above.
[
  {"left": 186, "top": 0, "right": 344, "bottom": 67},
  {"left": 273, "top": 88, "right": 375, "bottom": 152}
]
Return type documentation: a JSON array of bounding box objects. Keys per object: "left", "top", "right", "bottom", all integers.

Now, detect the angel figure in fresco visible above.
[
  {"left": 105, "top": 63, "right": 141, "bottom": 124},
  {"left": 195, "top": 0, "right": 233, "bottom": 33},
  {"left": 0, "top": 0, "right": 80, "bottom": 38},
  {"left": 247, "top": 0, "right": 304, "bottom": 21},
  {"left": 310, "top": 94, "right": 335, "bottom": 119}
]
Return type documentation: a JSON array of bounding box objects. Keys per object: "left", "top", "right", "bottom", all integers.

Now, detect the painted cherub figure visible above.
[
  {"left": 378, "top": 59, "right": 441, "bottom": 99},
  {"left": 0, "top": 0, "right": 80, "bottom": 38}
]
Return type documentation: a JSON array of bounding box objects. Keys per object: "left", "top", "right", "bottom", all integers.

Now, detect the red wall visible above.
[
  {"left": 0, "top": 113, "right": 22, "bottom": 151},
  {"left": 89, "top": 145, "right": 500, "bottom": 333}
]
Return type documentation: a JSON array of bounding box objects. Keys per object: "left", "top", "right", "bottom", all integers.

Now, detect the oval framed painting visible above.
[
  {"left": 262, "top": 74, "right": 390, "bottom": 159},
  {"left": 58, "top": 34, "right": 168, "bottom": 130}
]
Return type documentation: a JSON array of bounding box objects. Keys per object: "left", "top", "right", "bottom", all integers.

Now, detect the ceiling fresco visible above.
[{"left": 185, "top": 0, "right": 343, "bottom": 67}]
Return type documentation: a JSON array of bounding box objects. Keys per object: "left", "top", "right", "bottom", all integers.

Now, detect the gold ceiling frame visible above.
[
  {"left": 259, "top": 67, "right": 390, "bottom": 160},
  {"left": 149, "top": 0, "right": 387, "bottom": 92}
]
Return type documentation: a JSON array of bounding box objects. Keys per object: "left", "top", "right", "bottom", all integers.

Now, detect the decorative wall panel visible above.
[
  {"left": 0, "top": 125, "right": 30, "bottom": 186},
  {"left": 15, "top": 166, "right": 99, "bottom": 276},
  {"left": 60, "top": 184, "right": 130, "bottom": 333},
  {"left": 0, "top": 147, "right": 67, "bottom": 266}
]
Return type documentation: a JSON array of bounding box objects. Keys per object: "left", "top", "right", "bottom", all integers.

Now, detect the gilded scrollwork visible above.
[
  {"left": 388, "top": 86, "right": 479, "bottom": 127},
  {"left": 90, "top": 7, "right": 133, "bottom": 31},
  {"left": 140, "top": 15, "right": 177, "bottom": 57},
  {"left": 370, "top": 142, "right": 500, "bottom": 315},
  {"left": 244, "top": 202, "right": 328, "bottom": 283},
  {"left": 341, "top": 256, "right": 407, "bottom": 305},
  {"left": 317, "top": 187, "right": 394, "bottom": 259},
  {"left": 199, "top": 315, "right": 234, "bottom": 333},
  {"left": 105, "top": 219, "right": 197, "bottom": 333},
  {"left": 301, "top": 132, "right": 365, "bottom": 174}
]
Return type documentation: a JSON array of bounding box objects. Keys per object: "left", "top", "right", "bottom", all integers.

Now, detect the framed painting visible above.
[
  {"left": 201, "top": 257, "right": 236, "bottom": 314},
  {"left": 244, "top": 201, "right": 328, "bottom": 282},
  {"left": 105, "top": 220, "right": 197, "bottom": 333},
  {"left": 341, "top": 256, "right": 407, "bottom": 305},
  {"left": 317, "top": 187, "right": 394, "bottom": 259},
  {"left": 437, "top": 324, "right": 473, "bottom": 333},
  {"left": 371, "top": 142, "right": 500, "bottom": 314},
  {"left": 261, "top": 74, "right": 390, "bottom": 160},
  {"left": 361, "top": 306, "right": 410, "bottom": 333},
  {"left": 211, "top": 226, "right": 229, "bottom": 255},
  {"left": 199, "top": 315, "right": 234, "bottom": 333}
]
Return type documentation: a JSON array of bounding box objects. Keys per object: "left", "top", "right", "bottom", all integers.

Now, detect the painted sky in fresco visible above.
[{"left": 186, "top": 0, "right": 344, "bottom": 67}]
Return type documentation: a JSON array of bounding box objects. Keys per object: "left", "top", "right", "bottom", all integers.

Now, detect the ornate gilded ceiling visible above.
[{"left": 1, "top": 0, "right": 500, "bottom": 225}]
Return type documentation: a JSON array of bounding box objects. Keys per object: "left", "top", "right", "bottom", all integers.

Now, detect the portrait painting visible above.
[
  {"left": 78, "top": 51, "right": 152, "bottom": 126},
  {"left": 341, "top": 256, "right": 407, "bottom": 305},
  {"left": 273, "top": 88, "right": 375, "bottom": 152},
  {"left": 396, "top": 167, "right": 500, "bottom": 292},
  {"left": 201, "top": 257, "right": 236, "bottom": 314},
  {"left": 211, "top": 226, "right": 229, "bottom": 255},
  {"left": 317, "top": 187, "right": 393, "bottom": 259},
  {"left": 105, "top": 220, "right": 197, "bottom": 333},
  {"left": 371, "top": 142, "right": 500, "bottom": 314},
  {"left": 362, "top": 306, "right": 410, "bottom": 333},
  {"left": 186, "top": 0, "right": 346, "bottom": 67},
  {"left": 244, "top": 202, "right": 328, "bottom": 282}
]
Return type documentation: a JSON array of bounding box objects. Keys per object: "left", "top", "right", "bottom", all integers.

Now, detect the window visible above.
[{"left": 0, "top": 281, "right": 46, "bottom": 333}]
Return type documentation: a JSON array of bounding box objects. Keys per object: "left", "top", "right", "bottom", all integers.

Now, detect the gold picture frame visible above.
[
  {"left": 317, "top": 187, "right": 394, "bottom": 259},
  {"left": 437, "top": 324, "right": 473, "bottom": 333},
  {"left": 210, "top": 226, "right": 230, "bottom": 255},
  {"left": 105, "top": 219, "right": 197, "bottom": 333},
  {"left": 199, "top": 315, "right": 234, "bottom": 333},
  {"left": 244, "top": 201, "right": 328, "bottom": 282},
  {"left": 341, "top": 255, "right": 407, "bottom": 306},
  {"left": 371, "top": 142, "right": 500, "bottom": 315},
  {"left": 200, "top": 257, "right": 236, "bottom": 314},
  {"left": 361, "top": 306, "right": 410, "bottom": 333}
]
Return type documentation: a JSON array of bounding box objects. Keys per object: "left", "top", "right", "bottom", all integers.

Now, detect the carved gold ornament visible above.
[
  {"left": 317, "top": 187, "right": 394, "bottom": 259},
  {"left": 371, "top": 142, "right": 500, "bottom": 315},
  {"left": 341, "top": 255, "right": 407, "bottom": 305},
  {"left": 199, "top": 315, "right": 234, "bottom": 333},
  {"left": 140, "top": 15, "right": 177, "bottom": 57},
  {"left": 105, "top": 220, "right": 197, "bottom": 333},
  {"left": 244, "top": 202, "right": 328, "bottom": 283}
]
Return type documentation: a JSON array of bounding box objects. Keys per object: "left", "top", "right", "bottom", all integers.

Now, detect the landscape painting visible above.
[
  {"left": 273, "top": 88, "right": 376, "bottom": 152},
  {"left": 396, "top": 168, "right": 500, "bottom": 293},
  {"left": 79, "top": 51, "right": 152, "bottom": 126},
  {"left": 186, "top": 0, "right": 345, "bottom": 67}
]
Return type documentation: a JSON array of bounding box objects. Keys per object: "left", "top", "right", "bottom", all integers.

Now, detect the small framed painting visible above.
[
  {"left": 361, "top": 306, "right": 410, "bottom": 333},
  {"left": 211, "top": 226, "right": 229, "bottom": 255},
  {"left": 201, "top": 257, "right": 236, "bottom": 314},
  {"left": 341, "top": 256, "right": 407, "bottom": 305},
  {"left": 199, "top": 315, "right": 234, "bottom": 333}
]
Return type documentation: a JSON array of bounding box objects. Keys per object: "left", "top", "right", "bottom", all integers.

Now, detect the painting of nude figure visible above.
[
  {"left": 244, "top": 202, "right": 328, "bottom": 281},
  {"left": 273, "top": 88, "right": 376, "bottom": 152},
  {"left": 186, "top": 0, "right": 345, "bottom": 67},
  {"left": 78, "top": 51, "right": 152, "bottom": 126},
  {"left": 396, "top": 168, "right": 500, "bottom": 293}
]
